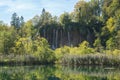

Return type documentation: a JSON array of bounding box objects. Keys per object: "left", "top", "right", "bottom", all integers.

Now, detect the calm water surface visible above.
[{"left": 0, "top": 65, "right": 120, "bottom": 80}]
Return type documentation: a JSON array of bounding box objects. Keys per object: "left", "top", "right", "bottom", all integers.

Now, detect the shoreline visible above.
[{"left": 0, "top": 53, "right": 120, "bottom": 66}]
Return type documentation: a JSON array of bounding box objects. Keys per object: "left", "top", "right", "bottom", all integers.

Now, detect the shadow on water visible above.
[{"left": 0, "top": 65, "right": 120, "bottom": 80}]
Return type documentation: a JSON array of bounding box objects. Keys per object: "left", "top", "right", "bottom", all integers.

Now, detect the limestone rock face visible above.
[{"left": 40, "top": 27, "right": 95, "bottom": 49}]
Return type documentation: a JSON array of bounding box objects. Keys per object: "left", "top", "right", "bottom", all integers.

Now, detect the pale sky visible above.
[{"left": 0, "top": 0, "right": 89, "bottom": 24}]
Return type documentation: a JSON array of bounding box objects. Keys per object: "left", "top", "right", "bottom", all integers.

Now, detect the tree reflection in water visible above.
[{"left": 0, "top": 65, "right": 120, "bottom": 80}]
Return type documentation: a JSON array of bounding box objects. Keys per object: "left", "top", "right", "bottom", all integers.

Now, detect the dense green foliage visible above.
[
  {"left": 0, "top": 0, "right": 120, "bottom": 65},
  {"left": 0, "top": 19, "right": 55, "bottom": 64}
]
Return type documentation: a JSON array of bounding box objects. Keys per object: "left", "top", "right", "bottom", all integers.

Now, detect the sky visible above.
[{"left": 0, "top": 0, "right": 89, "bottom": 25}]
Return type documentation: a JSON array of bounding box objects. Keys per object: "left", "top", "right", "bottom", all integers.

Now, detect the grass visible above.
[
  {"left": 61, "top": 53, "right": 120, "bottom": 66},
  {"left": 1, "top": 52, "right": 120, "bottom": 66},
  {"left": 0, "top": 54, "right": 54, "bottom": 65}
]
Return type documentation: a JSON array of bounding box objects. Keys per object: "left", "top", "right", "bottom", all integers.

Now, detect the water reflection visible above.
[{"left": 0, "top": 65, "right": 120, "bottom": 80}]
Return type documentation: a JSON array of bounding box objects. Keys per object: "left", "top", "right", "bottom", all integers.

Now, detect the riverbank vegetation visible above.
[{"left": 0, "top": 0, "right": 120, "bottom": 66}]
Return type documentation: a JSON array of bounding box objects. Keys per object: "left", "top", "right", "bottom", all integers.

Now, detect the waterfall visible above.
[
  {"left": 56, "top": 29, "right": 58, "bottom": 48},
  {"left": 52, "top": 29, "right": 55, "bottom": 49},
  {"left": 43, "top": 28, "right": 46, "bottom": 38},
  {"left": 87, "top": 29, "right": 91, "bottom": 42},
  {"left": 68, "top": 31, "right": 71, "bottom": 46},
  {"left": 79, "top": 30, "right": 81, "bottom": 43},
  {"left": 60, "top": 29, "right": 63, "bottom": 46}
]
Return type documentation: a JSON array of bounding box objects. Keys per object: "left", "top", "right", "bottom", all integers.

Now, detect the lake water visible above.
[{"left": 0, "top": 65, "right": 120, "bottom": 80}]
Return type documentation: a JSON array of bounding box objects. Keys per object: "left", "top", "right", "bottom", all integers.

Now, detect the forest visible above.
[{"left": 0, "top": 0, "right": 120, "bottom": 66}]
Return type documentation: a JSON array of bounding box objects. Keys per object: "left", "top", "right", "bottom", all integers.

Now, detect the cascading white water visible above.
[
  {"left": 43, "top": 29, "right": 46, "bottom": 38},
  {"left": 68, "top": 31, "right": 71, "bottom": 46},
  {"left": 56, "top": 29, "right": 58, "bottom": 48},
  {"left": 60, "top": 29, "right": 63, "bottom": 46},
  {"left": 52, "top": 29, "right": 55, "bottom": 49}
]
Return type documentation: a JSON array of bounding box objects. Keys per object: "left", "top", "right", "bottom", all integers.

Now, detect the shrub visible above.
[
  {"left": 33, "top": 37, "right": 56, "bottom": 63},
  {"left": 55, "top": 41, "right": 95, "bottom": 63}
]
